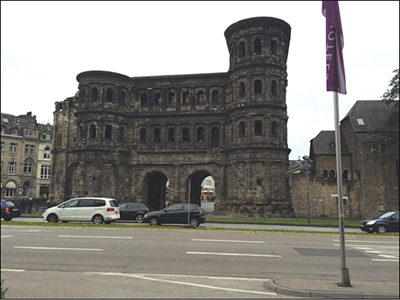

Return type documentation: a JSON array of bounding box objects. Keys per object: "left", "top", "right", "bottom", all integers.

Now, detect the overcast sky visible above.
[{"left": 2, "top": 1, "right": 399, "bottom": 160}]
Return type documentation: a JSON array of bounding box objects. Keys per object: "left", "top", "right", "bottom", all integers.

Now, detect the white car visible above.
[{"left": 42, "top": 197, "right": 120, "bottom": 224}]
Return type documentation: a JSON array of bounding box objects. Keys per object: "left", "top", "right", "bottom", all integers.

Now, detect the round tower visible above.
[{"left": 216, "top": 17, "right": 293, "bottom": 216}]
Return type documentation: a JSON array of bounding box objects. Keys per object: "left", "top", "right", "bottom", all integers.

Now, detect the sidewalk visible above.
[{"left": 264, "top": 277, "right": 399, "bottom": 298}]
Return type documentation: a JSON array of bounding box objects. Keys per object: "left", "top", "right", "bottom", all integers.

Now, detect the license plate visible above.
[{"left": 13, "top": 209, "right": 19, "bottom": 211}]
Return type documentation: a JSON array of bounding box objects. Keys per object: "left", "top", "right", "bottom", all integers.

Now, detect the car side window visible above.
[
  {"left": 78, "top": 199, "right": 95, "bottom": 207},
  {"left": 166, "top": 204, "right": 182, "bottom": 211},
  {"left": 119, "top": 203, "right": 128, "bottom": 209},
  {"left": 94, "top": 200, "right": 106, "bottom": 207},
  {"left": 128, "top": 204, "right": 138, "bottom": 209},
  {"left": 392, "top": 213, "right": 399, "bottom": 220},
  {"left": 64, "top": 199, "right": 79, "bottom": 208}
]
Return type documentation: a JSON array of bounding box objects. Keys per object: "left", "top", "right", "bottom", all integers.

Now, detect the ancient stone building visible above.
[
  {"left": 50, "top": 17, "right": 294, "bottom": 216},
  {"left": 289, "top": 100, "right": 399, "bottom": 219}
]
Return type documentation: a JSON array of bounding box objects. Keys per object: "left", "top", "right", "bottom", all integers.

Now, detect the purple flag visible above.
[{"left": 322, "top": 1, "right": 346, "bottom": 94}]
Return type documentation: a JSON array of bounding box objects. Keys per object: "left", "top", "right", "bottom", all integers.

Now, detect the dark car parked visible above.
[
  {"left": 143, "top": 203, "right": 206, "bottom": 227},
  {"left": 1, "top": 199, "right": 21, "bottom": 221},
  {"left": 118, "top": 202, "right": 154, "bottom": 223},
  {"left": 359, "top": 211, "right": 399, "bottom": 234}
]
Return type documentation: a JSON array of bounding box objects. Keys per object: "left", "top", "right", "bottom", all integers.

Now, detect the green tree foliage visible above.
[{"left": 381, "top": 69, "right": 399, "bottom": 129}]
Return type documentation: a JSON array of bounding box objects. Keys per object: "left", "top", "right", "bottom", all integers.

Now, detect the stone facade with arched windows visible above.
[{"left": 49, "top": 17, "right": 294, "bottom": 216}]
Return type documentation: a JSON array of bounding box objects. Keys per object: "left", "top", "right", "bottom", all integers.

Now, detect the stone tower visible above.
[{"left": 50, "top": 17, "right": 293, "bottom": 217}]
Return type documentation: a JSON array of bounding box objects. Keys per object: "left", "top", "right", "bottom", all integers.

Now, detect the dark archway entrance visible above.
[
  {"left": 144, "top": 171, "right": 168, "bottom": 210},
  {"left": 189, "top": 171, "right": 211, "bottom": 206}
]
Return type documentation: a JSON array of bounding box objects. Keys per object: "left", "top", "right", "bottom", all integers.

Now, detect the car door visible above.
[
  {"left": 127, "top": 203, "right": 138, "bottom": 219},
  {"left": 160, "top": 204, "right": 183, "bottom": 224},
  {"left": 75, "top": 199, "right": 96, "bottom": 221},
  {"left": 58, "top": 199, "right": 79, "bottom": 221}
]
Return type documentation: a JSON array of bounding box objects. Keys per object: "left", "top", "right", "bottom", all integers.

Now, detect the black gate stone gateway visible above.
[{"left": 50, "top": 17, "right": 294, "bottom": 217}]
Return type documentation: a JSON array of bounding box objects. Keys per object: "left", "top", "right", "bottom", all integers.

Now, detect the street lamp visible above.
[{"left": 301, "top": 155, "right": 313, "bottom": 224}]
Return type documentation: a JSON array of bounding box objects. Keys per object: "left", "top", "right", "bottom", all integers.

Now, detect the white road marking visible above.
[
  {"left": 86, "top": 272, "right": 277, "bottom": 295},
  {"left": 192, "top": 239, "right": 266, "bottom": 244},
  {"left": 372, "top": 259, "right": 399, "bottom": 262},
  {"left": 1, "top": 235, "right": 14, "bottom": 238},
  {"left": 334, "top": 244, "right": 399, "bottom": 249},
  {"left": 58, "top": 235, "right": 133, "bottom": 239},
  {"left": 1, "top": 229, "right": 55, "bottom": 232},
  {"left": 1, "top": 269, "right": 25, "bottom": 272},
  {"left": 187, "top": 251, "right": 281, "bottom": 258},
  {"left": 333, "top": 239, "right": 399, "bottom": 244},
  {"left": 14, "top": 246, "right": 102, "bottom": 251}
]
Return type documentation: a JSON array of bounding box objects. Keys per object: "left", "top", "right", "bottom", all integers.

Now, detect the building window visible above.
[
  {"left": 1, "top": 142, "right": 4, "bottom": 152},
  {"left": 254, "top": 38, "right": 262, "bottom": 54},
  {"left": 168, "top": 128, "right": 175, "bottom": 142},
  {"left": 271, "top": 80, "right": 278, "bottom": 96},
  {"left": 212, "top": 90, "right": 219, "bottom": 103},
  {"left": 10, "top": 143, "right": 17, "bottom": 154},
  {"left": 41, "top": 165, "right": 51, "bottom": 179},
  {"left": 12, "top": 128, "right": 18, "bottom": 135},
  {"left": 22, "top": 182, "right": 30, "bottom": 197},
  {"left": 106, "top": 88, "right": 114, "bottom": 102},
  {"left": 168, "top": 92, "right": 175, "bottom": 105},
  {"left": 342, "top": 170, "right": 348, "bottom": 180},
  {"left": 154, "top": 93, "right": 161, "bottom": 106},
  {"left": 182, "top": 91, "right": 189, "bottom": 105},
  {"left": 154, "top": 128, "right": 161, "bottom": 142},
  {"left": 79, "top": 125, "right": 85, "bottom": 138},
  {"left": 329, "top": 170, "right": 335, "bottom": 178},
  {"left": 239, "top": 121, "right": 246, "bottom": 136},
  {"left": 140, "top": 129, "right": 146, "bottom": 142},
  {"left": 30, "top": 145, "right": 35, "bottom": 155},
  {"left": 323, "top": 170, "right": 328, "bottom": 177},
  {"left": 211, "top": 127, "right": 219, "bottom": 148},
  {"left": 44, "top": 147, "right": 51, "bottom": 159},
  {"left": 197, "top": 90, "right": 204, "bottom": 103},
  {"left": 119, "top": 91, "right": 126, "bottom": 106},
  {"left": 271, "top": 121, "right": 278, "bottom": 136},
  {"left": 140, "top": 94, "right": 148, "bottom": 107},
  {"left": 254, "top": 120, "right": 262, "bottom": 135},
  {"left": 197, "top": 127, "right": 204, "bottom": 142},
  {"left": 23, "top": 163, "right": 32, "bottom": 174},
  {"left": 254, "top": 80, "right": 262, "bottom": 94},
  {"left": 8, "top": 162, "right": 16, "bottom": 174},
  {"left": 105, "top": 125, "right": 112, "bottom": 139},
  {"left": 89, "top": 124, "right": 96, "bottom": 138},
  {"left": 91, "top": 88, "right": 98, "bottom": 102},
  {"left": 120, "top": 127, "right": 126, "bottom": 141},
  {"left": 182, "top": 127, "right": 190, "bottom": 141},
  {"left": 25, "top": 145, "right": 30, "bottom": 155},
  {"left": 57, "top": 135, "right": 62, "bottom": 147},
  {"left": 238, "top": 41, "right": 245, "bottom": 57},
  {"left": 239, "top": 82, "right": 246, "bottom": 97},
  {"left": 271, "top": 40, "right": 278, "bottom": 55},
  {"left": 4, "top": 186, "right": 16, "bottom": 197}
]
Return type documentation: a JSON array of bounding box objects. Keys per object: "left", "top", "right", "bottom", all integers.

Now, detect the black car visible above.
[
  {"left": 1, "top": 199, "right": 21, "bottom": 221},
  {"left": 118, "top": 202, "right": 154, "bottom": 223},
  {"left": 143, "top": 203, "right": 206, "bottom": 227},
  {"left": 359, "top": 211, "right": 399, "bottom": 234}
]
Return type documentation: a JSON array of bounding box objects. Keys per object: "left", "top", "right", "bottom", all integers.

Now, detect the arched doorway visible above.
[
  {"left": 144, "top": 171, "right": 168, "bottom": 210},
  {"left": 188, "top": 170, "right": 211, "bottom": 206}
]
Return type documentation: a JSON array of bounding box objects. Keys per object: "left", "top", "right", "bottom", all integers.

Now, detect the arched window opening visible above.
[
  {"left": 120, "top": 127, "right": 126, "bottom": 141},
  {"left": 271, "top": 40, "right": 278, "bottom": 55},
  {"left": 342, "top": 170, "right": 348, "bottom": 180},
  {"left": 239, "top": 82, "right": 245, "bottom": 97},
  {"left": 119, "top": 91, "right": 126, "bottom": 106},
  {"left": 182, "top": 127, "right": 190, "bottom": 141},
  {"left": 89, "top": 124, "right": 96, "bottom": 138},
  {"left": 271, "top": 80, "right": 278, "bottom": 96},
  {"left": 329, "top": 170, "right": 335, "bottom": 178},
  {"left": 211, "top": 127, "right": 219, "bottom": 148},
  {"left": 238, "top": 41, "right": 245, "bottom": 57},
  {"left": 239, "top": 121, "right": 246, "bottom": 136},
  {"left": 197, "top": 90, "right": 204, "bottom": 103},
  {"left": 254, "top": 80, "right": 262, "bottom": 94},
  {"left": 79, "top": 125, "right": 84, "bottom": 139},
  {"left": 140, "top": 94, "right": 148, "bottom": 107},
  {"left": 182, "top": 91, "right": 189, "bottom": 105},
  {"left": 197, "top": 127, "right": 204, "bottom": 142},
  {"left": 212, "top": 90, "right": 219, "bottom": 103},
  {"left": 254, "top": 38, "right": 262, "bottom": 54},
  {"left": 57, "top": 135, "right": 62, "bottom": 147},
  {"left": 44, "top": 147, "right": 51, "bottom": 159},
  {"left": 271, "top": 121, "right": 278, "bottom": 136},
  {"left": 106, "top": 88, "right": 114, "bottom": 102},
  {"left": 168, "top": 92, "right": 175, "bottom": 105},
  {"left": 80, "top": 89, "right": 85, "bottom": 102},
  {"left": 22, "top": 181, "right": 30, "bottom": 197},
  {"left": 323, "top": 170, "right": 328, "bottom": 177},
  {"left": 254, "top": 120, "right": 262, "bottom": 135},
  {"left": 168, "top": 128, "right": 175, "bottom": 142},
  {"left": 154, "top": 93, "right": 161, "bottom": 106},
  {"left": 105, "top": 125, "right": 112, "bottom": 139},
  {"left": 140, "top": 129, "right": 146, "bottom": 142},
  {"left": 154, "top": 128, "right": 161, "bottom": 142},
  {"left": 91, "top": 88, "right": 98, "bottom": 102}
]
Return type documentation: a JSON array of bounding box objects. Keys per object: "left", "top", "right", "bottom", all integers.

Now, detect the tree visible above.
[{"left": 381, "top": 69, "right": 399, "bottom": 129}]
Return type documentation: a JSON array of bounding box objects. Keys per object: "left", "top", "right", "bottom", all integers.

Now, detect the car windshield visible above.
[{"left": 377, "top": 211, "right": 395, "bottom": 219}]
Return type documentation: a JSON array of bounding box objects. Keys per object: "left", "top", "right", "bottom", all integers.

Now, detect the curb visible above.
[{"left": 263, "top": 279, "right": 399, "bottom": 299}]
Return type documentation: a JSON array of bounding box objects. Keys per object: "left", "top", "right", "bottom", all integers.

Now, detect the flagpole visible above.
[{"left": 333, "top": 91, "right": 351, "bottom": 287}]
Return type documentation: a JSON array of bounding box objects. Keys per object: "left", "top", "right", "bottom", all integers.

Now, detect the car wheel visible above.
[
  {"left": 190, "top": 218, "right": 199, "bottom": 227},
  {"left": 92, "top": 215, "right": 104, "bottom": 224},
  {"left": 3, "top": 217, "right": 12, "bottom": 221},
  {"left": 47, "top": 214, "right": 58, "bottom": 223},
  {"left": 376, "top": 225, "right": 387, "bottom": 234},
  {"left": 149, "top": 217, "right": 159, "bottom": 226},
  {"left": 136, "top": 214, "right": 144, "bottom": 223}
]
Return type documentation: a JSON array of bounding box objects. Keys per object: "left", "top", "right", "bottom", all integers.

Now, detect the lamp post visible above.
[{"left": 301, "top": 155, "right": 313, "bottom": 224}]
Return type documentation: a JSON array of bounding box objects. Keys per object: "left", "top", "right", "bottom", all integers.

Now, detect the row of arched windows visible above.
[
  {"left": 322, "top": 169, "right": 349, "bottom": 180},
  {"left": 79, "top": 88, "right": 127, "bottom": 105},
  {"left": 237, "top": 37, "right": 278, "bottom": 57},
  {"left": 78, "top": 124, "right": 126, "bottom": 141},
  {"left": 140, "top": 89, "right": 220, "bottom": 107},
  {"left": 238, "top": 80, "right": 278, "bottom": 97},
  {"left": 238, "top": 120, "right": 279, "bottom": 137}
]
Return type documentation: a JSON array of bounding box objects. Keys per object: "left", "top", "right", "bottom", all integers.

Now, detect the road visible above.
[{"left": 1, "top": 225, "right": 398, "bottom": 298}]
